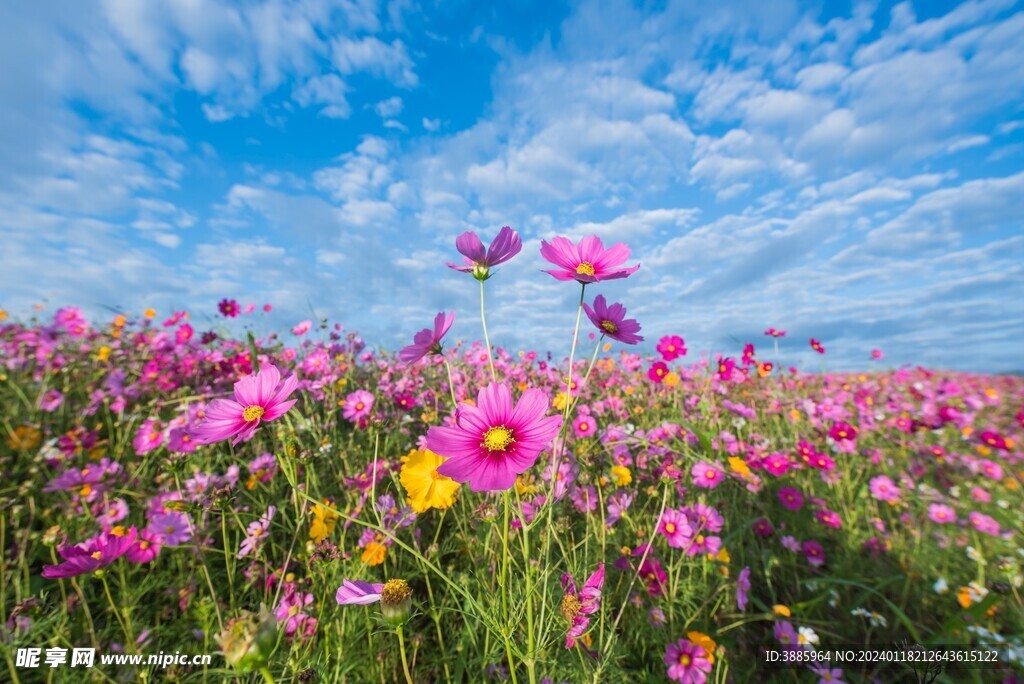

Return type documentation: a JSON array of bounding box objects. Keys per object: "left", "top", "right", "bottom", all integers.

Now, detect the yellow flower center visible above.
[
  {"left": 680, "top": 654, "right": 691, "bottom": 666},
  {"left": 243, "top": 405, "right": 265, "bottom": 422},
  {"left": 91, "top": 551, "right": 102, "bottom": 560},
  {"left": 601, "top": 320, "right": 618, "bottom": 333},
  {"left": 668, "top": 345, "right": 675, "bottom": 352},
  {"left": 482, "top": 426, "right": 514, "bottom": 452},
  {"left": 355, "top": 403, "right": 364, "bottom": 411},
  {"left": 560, "top": 593, "right": 582, "bottom": 620},
  {"left": 576, "top": 262, "right": 596, "bottom": 276},
  {"left": 665, "top": 523, "right": 676, "bottom": 534},
  {"left": 381, "top": 579, "right": 412, "bottom": 605},
  {"left": 139, "top": 541, "right": 151, "bottom": 550}
]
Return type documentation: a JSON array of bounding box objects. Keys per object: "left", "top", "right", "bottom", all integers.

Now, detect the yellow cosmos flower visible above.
[
  {"left": 309, "top": 501, "right": 339, "bottom": 543},
  {"left": 686, "top": 631, "right": 716, "bottom": 664},
  {"left": 664, "top": 372, "right": 680, "bottom": 387},
  {"left": 362, "top": 541, "right": 386, "bottom": 566},
  {"left": 552, "top": 392, "right": 569, "bottom": 411},
  {"left": 772, "top": 604, "right": 791, "bottom": 617},
  {"left": 611, "top": 465, "right": 632, "bottom": 487},
  {"left": 399, "top": 449, "right": 460, "bottom": 513},
  {"left": 7, "top": 426, "right": 42, "bottom": 451},
  {"left": 96, "top": 346, "right": 112, "bottom": 362},
  {"left": 728, "top": 456, "right": 751, "bottom": 478},
  {"left": 0, "top": 309, "right": 7, "bottom": 321},
  {"left": 143, "top": 308, "right": 156, "bottom": 318}
]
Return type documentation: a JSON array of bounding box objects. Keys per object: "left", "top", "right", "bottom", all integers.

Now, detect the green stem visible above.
[
  {"left": 442, "top": 356, "right": 459, "bottom": 410},
  {"left": 396, "top": 627, "right": 414, "bottom": 684},
  {"left": 259, "top": 666, "right": 276, "bottom": 684},
  {"left": 101, "top": 574, "right": 135, "bottom": 652},
  {"left": 479, "top": 279, "right": 498, "bottom": 384}
]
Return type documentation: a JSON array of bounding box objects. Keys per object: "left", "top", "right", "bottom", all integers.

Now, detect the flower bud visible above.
[
  {"left": 379, "top": 579, "right": 412, "bottom": 627},
  {"left": 216, "top": 605, "right": 278, "bottom": 672}
]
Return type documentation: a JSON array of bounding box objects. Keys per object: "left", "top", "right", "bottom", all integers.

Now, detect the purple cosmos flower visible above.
[
  {"left": 147, "top": 512, "right": 192, "bottom": 546},
  {"left": 336, "top": 579, "right": 385, "bottom": 605},
  {"left": 190, "top": 364, "right": 298, "bottom": 446},
  {"left": 218, "top": 298, "right": 240, "bottom": 318},
  {"left": 539, "top": 235, "right": 640, "bottom": 284},
  {"left": 560, "top": 563, "right": 604, "bottom": 649},
  {"left": 126, "top": 529, "right": 162, "bottom": 564},
  {"left": 737, "top": 566, "right": 751, "bottom": 611},
  {"left": 582, "top": 295, "right": 644, "bottom": 344},
  {"left": 238, "top": 506, "right": 275, "bottom": 559},
  {"left": 42, "top": 527, "right": 138, "bottom": 579},
  {"left": 399, "top": 312, "right": 455, "bottom": 364},
  {"left": 446, "top": 226, "right": 522, "bottom": 280},
  {"left": 427, "top": 383, "right": 562, "bottom": 492}
]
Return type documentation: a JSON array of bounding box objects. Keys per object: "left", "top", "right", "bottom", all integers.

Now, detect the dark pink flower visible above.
[
  {"left": 42, "top": 527, "right": 138, "bottom": 579},
  {"left": 649, "top": 362, "right": 669, "bottom": 383},
  {"left": 218, "top": 298, "right": 240, "bottom": 318},
  {"left": 664, "top": 638, "right": 712, "bottom": 683},
  {"left": 190, "top": 364, "right": 298, "bottom": 446},
  {"left": 539, "top": 235, "right": 639, "bottom": 284},
  {"left": 810, "top": 338, "right": 825, "bottom": 354},
  {"left": 399, "top": 312, "right": 455, "bottom": 364}
]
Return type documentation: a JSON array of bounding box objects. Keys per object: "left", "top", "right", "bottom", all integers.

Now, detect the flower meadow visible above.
[{"left": 1, "top": 228, "right": 1023, "bottom": 684}]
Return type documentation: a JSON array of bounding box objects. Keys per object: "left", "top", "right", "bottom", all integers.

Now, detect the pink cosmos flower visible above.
[
  {"left": 868, "top": 475, "right": 900, "bottom": 504},
  {"left": 39, "top": 390, "right": 64, "bottom": 412},
  {"left": 342, "top": 390, "right": 375, "bottom": 424},
  {"left": 657, "top": 335, "right": 686, "bottom": 361},
  {"left": 810, "top": 338, "right": 825, "bottom": 354},
  {"left": 691, "top": 462, "right": 724, "bottom": 489},
  {"left": 539, "top": 235, "right": 639, "bottom": 283},
  {"left": 191, "top": 364, "right": 298, "bottom": 446},
  {"left": 978, "top": 430, "right": 1009, "bottom": 451},
  {"left": 659, "top": 508, "right": 693, "bottom": 548},
  {"left": 871, "top": 349, "right": 883, "bottom": 359},
  {"left": 238, "top": 506, "right": 275, "bottom": 559},
  {"left": 42, "top": 527, "right": 138, "bottom": 579},
  {"left": 561, "top": 563, "right": 604, "bottom": 649},
  {"left": 969, "top": 511, "right": 1000, "bottom": 536},
  {"left": 753, "top": 518, "right": 774, "bottom": 536},
  {"left": 928, "top": 503, "right": 956, "bottom": 524},
  {"left": 801, "top": 540, "right": 826, "bottom": 568},
  {"left": 828, "top": 421, "right": 858, "bottom": 442},
  {"left": 446, "top": 226, "right": 522, "bottom": 280},
  {"left": 572, "top": 414, "right": 597, "bottom": 439},
  {"left": 292, "top": 320, "right": 312, "bottom": 336},
  {"left": 126, "top": 529, "right": 162, "bottom": 564},
  {"left": 764, "top": 328, "right": 787, "bottom": 338},
  {"left": 399, "top": 312, "right": 455, "bottom": 364},
  {"left": 582, "top": 295, "right": 644, "bottom": 344},
  {"left": 665, "top": 638, "right": 712, "bottom": 684},
  {"left": 427, "top": 383, "right": 562, "bottom": 492},
  {"left": 336, "top": 579, "right": 385, "bottom": 605}
]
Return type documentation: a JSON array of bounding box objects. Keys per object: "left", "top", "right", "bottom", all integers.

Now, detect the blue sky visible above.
[{"left": 1, "top": 0, "right": 1022, "bottom": 371}]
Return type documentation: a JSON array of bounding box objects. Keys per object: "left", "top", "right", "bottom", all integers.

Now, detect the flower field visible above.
[{"left": 1, "top": 230, "right": 1022, "bottom": 683}]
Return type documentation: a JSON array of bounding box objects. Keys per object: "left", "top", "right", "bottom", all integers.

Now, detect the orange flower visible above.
[{"left": 361, "top": 541, "right": 386, "bottom": 566}]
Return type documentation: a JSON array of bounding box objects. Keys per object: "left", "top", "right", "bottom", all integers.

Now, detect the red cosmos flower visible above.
[
  {"left": 648, "top": 362, "right": 669, "bottom": 383},
  {"left": 539, "top": 235, "right": 639, "bottom": 284},
  {"left": 978, "top": 430, "right": 1009, "bottom": 451},
  {"left": 809, "top": 338, "right": 825, "bottom": 354}
]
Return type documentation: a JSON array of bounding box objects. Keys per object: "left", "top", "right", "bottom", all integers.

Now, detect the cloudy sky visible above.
[{"left": 1, "top": 0, "right": 1022, "bottom": 371}]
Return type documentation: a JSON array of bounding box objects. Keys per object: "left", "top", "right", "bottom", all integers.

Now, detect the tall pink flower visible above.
[
  {"left": 427, "top": 383, "right": 562, "bottom": 492},
  {"left": 399, "top": 312, "right": 455, "bottom": 364},
  {"left": 191, "top": 364, "right": 298, "bottom": 446},
  {"left": 539, "top": 235, "right": 639, "bottom": 283}
]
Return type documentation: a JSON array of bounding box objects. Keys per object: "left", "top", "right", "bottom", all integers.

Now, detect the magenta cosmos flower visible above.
[
  {"left": 218, "top": 298, "right": 240, "bottom": 318},
  {"left": 446, "top": 226, "right": 522, "bottom": 280},
  {"left": 560, "top": 563, "right": 604, "bottom": 649},
  {"left": 42, "top": 527, "right": 138, "bottom": 579},
  {"left": 191, "top": 364, "right": 298, "bottom": 446},
  {"left": 427, "top": 383, "right": 562, "bottom": 492},
  {"left": 582, "top": 295, "right": 643, "bottom": 344},
  {"left": 657, "top": 335, "right": 686, "bottom": 361},
  {"left": 539, "top": 235, "right": 639, "bottom": 283},
  {"left": 336, "top": 579, "right": 385, "bottom": 605},
  {"left": 665, "top": 637, "right": 712, "bottom": 684},
  {"left": 399, "top": 312, "right": 455, "bottom": 364}
]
